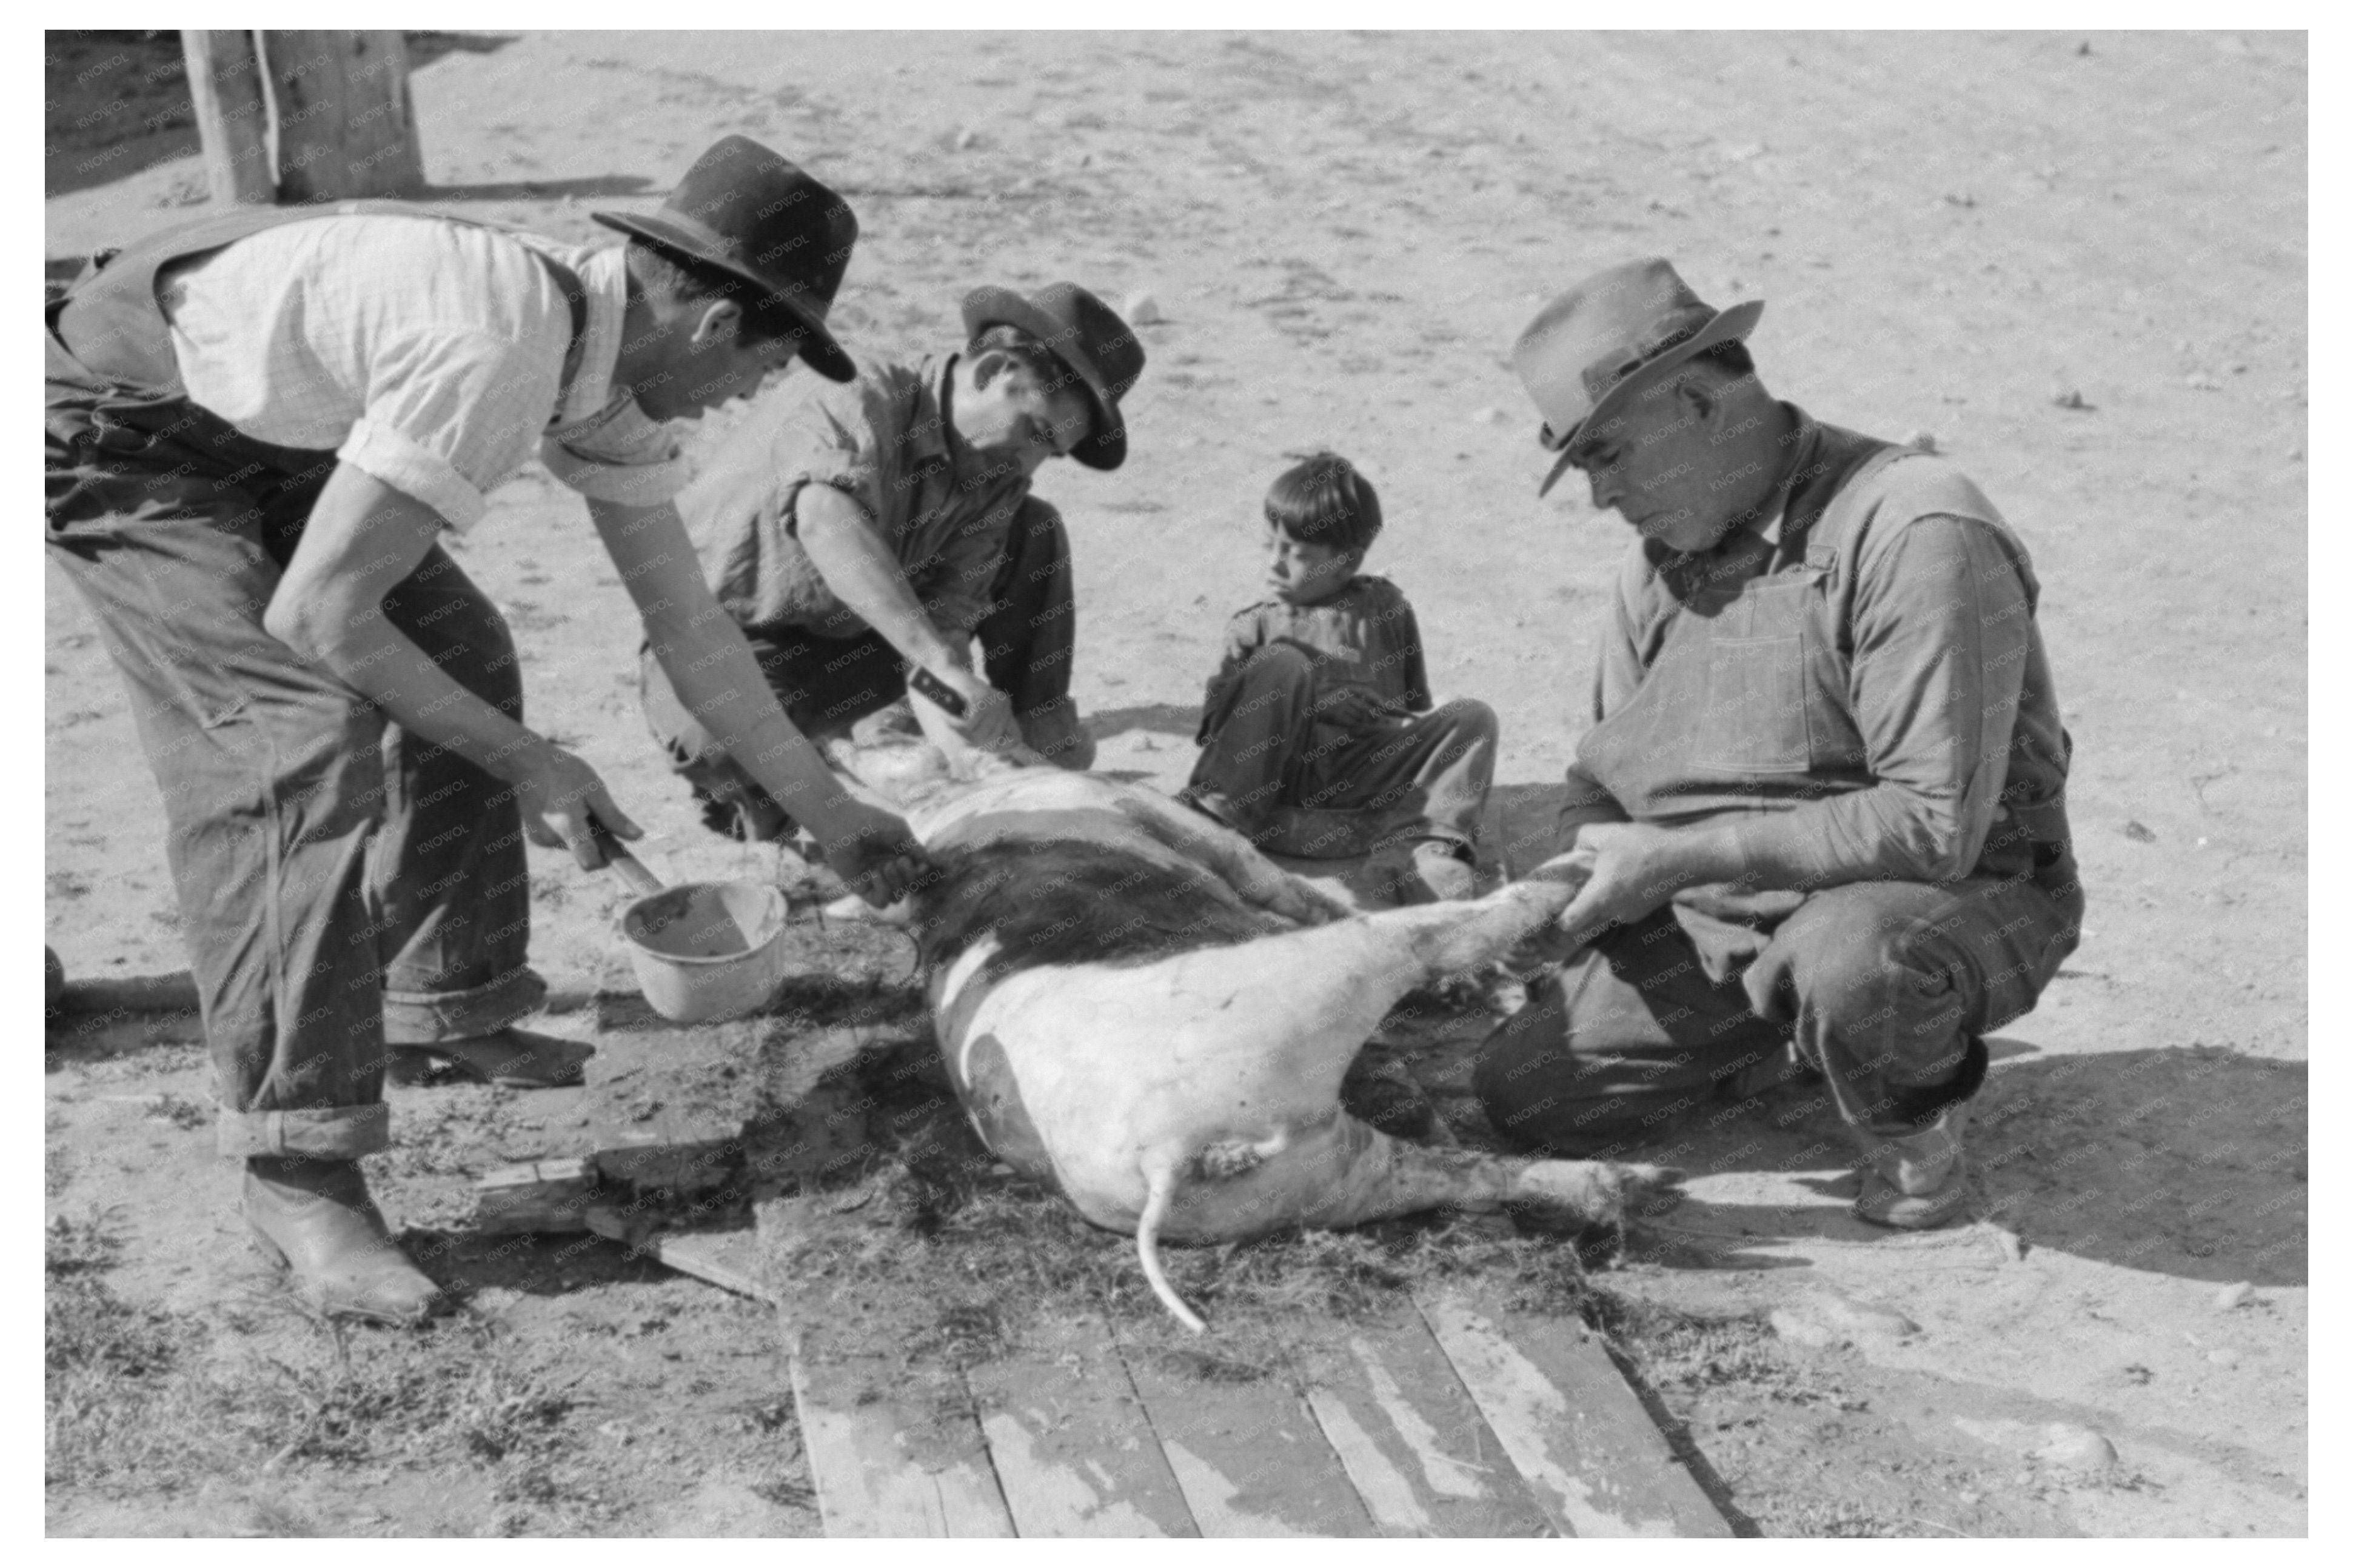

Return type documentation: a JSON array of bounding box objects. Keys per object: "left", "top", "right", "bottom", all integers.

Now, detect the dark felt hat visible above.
[
  {"left": 960, "top": 282, "right": 1145, "bottom": 470},
  {"left": 593, "top": 136, "right": 859, "bottom": 382},
  {"left": 1511, "top": 257, "right": 1764, "bottom": 496}
]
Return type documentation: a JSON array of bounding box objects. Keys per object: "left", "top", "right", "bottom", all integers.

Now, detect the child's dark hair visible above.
[{"left": 1265, "top": 451, "right": 1383, "bottom": 554}]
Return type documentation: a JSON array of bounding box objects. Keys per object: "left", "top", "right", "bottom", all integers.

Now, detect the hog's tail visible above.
[{"left": 1136, "top": 1151, "right": 1206, "bottom": 1334}]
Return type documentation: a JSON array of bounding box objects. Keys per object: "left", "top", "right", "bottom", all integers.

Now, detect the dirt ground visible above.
[{"left": 44, "top": 30, "right": 2305, "bottom": 1537}]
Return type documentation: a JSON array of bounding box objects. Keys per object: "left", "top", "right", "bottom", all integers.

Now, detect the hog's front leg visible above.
[{"left": 1117, "top": 792, "right": 1353, "bottom": 926}]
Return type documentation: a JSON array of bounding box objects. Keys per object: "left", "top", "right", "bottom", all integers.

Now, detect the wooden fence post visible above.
[
  {"left": 256, "top": 30, "right": 425, "bottom": 202},
  {"left": 184, "top": 30, "right": 424, "bottom": 206},
  {"left": 181, "top": 30, "right": 275, "bottom": 204}
]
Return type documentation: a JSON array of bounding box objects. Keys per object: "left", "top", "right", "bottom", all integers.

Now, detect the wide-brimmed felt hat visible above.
[
  {"left": 1511, "top": 257, "right": 1764, "bottom": 497},
  {"left": 593, "top": 136, "right": 859, "bottom": 382},
  {"left": 960, "top": 282, "right": 1145, "bottom": 470}
]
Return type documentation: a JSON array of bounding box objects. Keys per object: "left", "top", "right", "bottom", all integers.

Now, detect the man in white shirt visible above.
[{"left": 45, "top": 136, "right": 927, "bottom": 1324}]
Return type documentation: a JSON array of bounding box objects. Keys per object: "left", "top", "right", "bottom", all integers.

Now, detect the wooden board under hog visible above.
[
  {"left": 1296, "top": 1309, "right": 1558, "bottom": 1537},
  {"left": 1419, "top": 1287, "right": 1733, "bottom": 1538},
  {"left": 962, "top": 1315, "right": 1198, "bottom": 1537}
]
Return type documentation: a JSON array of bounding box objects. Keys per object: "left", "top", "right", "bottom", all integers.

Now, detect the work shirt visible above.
[
  {"left": 684, "top": 353, "right": 1033, "bottom": 641},
  {"left": 163, "top": 214, "right": 687, "bottom": 532},
  {"left": 1197, "top": 575, "right": 1434, "bottom": 745},
  {"left": 1557, "top": 407, "right": 2073, "bottom": 890}
]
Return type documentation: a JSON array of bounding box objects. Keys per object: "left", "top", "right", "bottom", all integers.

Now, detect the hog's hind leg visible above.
[{"left": 1285, "top": 1115, "right": 1682, "bottom": 1234}]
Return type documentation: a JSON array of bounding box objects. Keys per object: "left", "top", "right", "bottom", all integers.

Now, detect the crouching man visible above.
[
  {"left": 1473, "top": 258, "right": 2083, "bottom": 1229},
  {"left": 643, "top": 282, "right": 1146, "bottom": 838}
]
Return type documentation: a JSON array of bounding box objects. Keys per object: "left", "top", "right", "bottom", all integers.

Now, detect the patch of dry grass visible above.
[
  {"left": 1584, "top": 1292, "right": 1867, "bottom": 1413},
  {"left": 45, "top": 1210, "right": 578, "bottom": 1512}
]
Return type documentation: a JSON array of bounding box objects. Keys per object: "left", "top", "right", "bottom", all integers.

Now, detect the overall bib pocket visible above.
[
  {"left": 1697, "top": 636, "right": 1811, "bottom": 771},
  {"left": 1695, "top": 570, "right": 1824, "bottom": 774}
]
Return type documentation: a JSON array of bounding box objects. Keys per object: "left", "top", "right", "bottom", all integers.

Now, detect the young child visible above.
[{"left": 1180, "top": 452, "right": 1497, "bottom": 902}]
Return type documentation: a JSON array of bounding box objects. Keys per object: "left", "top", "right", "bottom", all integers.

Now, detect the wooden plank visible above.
[
  {"left": 475, "top": 1157, "right": 597, "bottom": 1234},
  {"left": 472, "top": 1127, "right": 748, "bottom": 1236},
  {"left": 181, "top": 30, "right": 275, "bottom": 204},
  {"left": 1120, "top": 1346, "right": 1379, "bottom": 1538},
  {"left": 1419, "top": 1290, "right": 1731, "bottom": 1538},
  {"left": 787, "top": 1333, "right": 1014, "bottom": 1538},
  {"left": 580, "top": 1208, "right": 772, "bottom": 1304},
  {"left": 592, "top": 1136, "right": 742, "bottom": 1201},
  {"left": 52, "top": 972, "right": 201, "bottom": 1016},
  {"left": 1298, "top": 1313, "right": 1555, "bottom": 1537},
  {"left": 964, "top": 1316, "right": 1198, "bottom": 1536}
]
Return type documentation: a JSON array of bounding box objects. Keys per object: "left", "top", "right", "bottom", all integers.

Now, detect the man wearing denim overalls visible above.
[{"left": 1474, "top": 258, "right": 2083, "bottom": 1230}]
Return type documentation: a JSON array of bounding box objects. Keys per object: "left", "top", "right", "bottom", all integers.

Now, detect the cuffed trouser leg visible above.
[
  {"left": 49, "top": 499, "right": 392, "bottom": 1163},
  {"left": 1473, "top": 870, "right": 2080, "bottom": 1156},
  {"left": 1752, "top": 876, "right": 2072, "bottom": 1137},
  {"left": 373, "top": 547, "right": 545, "bottom": 1044}
]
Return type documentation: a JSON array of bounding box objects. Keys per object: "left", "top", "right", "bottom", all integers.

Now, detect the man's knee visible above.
[{"left": 1771, "top": 892, "right": 1971, "bottom": 1038}]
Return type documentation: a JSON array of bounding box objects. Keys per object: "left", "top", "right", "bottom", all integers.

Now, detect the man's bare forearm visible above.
[
  {"left": 1651, "top": 820, "right": 1749, "bottom": 895},
  {"left": 793, "top": 487, "right": 962, "bottom": 675},
  {"left": 646, "top": 602, "right": 875, "bottom": 834},
  {"left": 593, "top": 493, "right": 880, "bottom": 842}
]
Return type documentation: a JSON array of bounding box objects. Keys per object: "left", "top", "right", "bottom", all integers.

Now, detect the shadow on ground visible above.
[
  {"left": 421, "top": 174, "right": 652, "bottom": 203},
  {"left": 1587, "top": 1041, "right": 2307, "bottom": 1289},
  {"left": 1085, "top": 701, "right": 1200, "bottom": 740},
  {"left": 404, "top": 32, "right": 520, "bottom": 68},
  {"left": 45, "top": 32, "right": 199, "bottom": 198}
]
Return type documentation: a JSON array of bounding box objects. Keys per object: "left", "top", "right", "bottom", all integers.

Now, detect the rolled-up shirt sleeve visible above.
[
  {"left": 783, "top": 381, "right": 890, "bottom": 524},
  {"left": 1727, "top": 514, "right": 2032, "bottom": 886},
  {"left": 341, "top": 322, "right": 566, "bottom": 532},
  {"left": 338, "top": 416, "right": 492, "bottom": 532}
]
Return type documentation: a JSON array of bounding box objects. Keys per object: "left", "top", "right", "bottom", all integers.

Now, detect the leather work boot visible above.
[
  {"left": 1017, "top": 696, "right": 1096, "bottom": 771},
  {"left": 244, "top": 1157, "right": 444, "bottom": 1326},
  {"left": 1852, "top": 1101, "right": 1971, "bottom": 1230}
]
